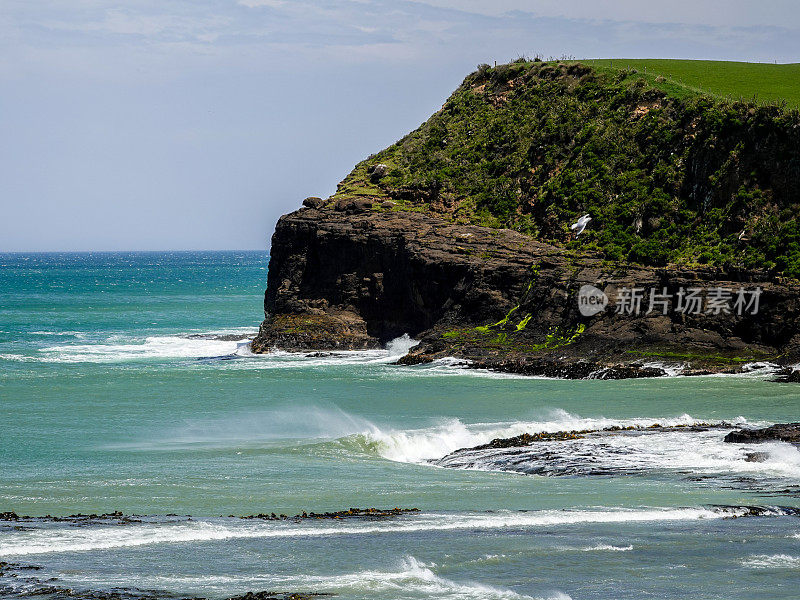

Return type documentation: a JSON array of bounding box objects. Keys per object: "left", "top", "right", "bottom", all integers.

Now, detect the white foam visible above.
[
  {"left": 37, "top": 336, "right": 240, "bottom": 362},
  {"left": 640, "top": 361, "right": 686, "bottom": 377},
  {"left": 742, "top": 554, "right": 800, "bottom": 569},
  {"left": 28, "top": 330, "right": 84, "bottom": 336},
  {"left": 0, "top": 507, "right": 738, "bottom": 557},
  {"left": 0, "top": 353, "right": 39, "bottom": 362},
  {"left": 385, "top": 333, "right": 420, "bottom": 358},
  {"left": 579, "top": 544, "right": 633, "bottom": 552}
]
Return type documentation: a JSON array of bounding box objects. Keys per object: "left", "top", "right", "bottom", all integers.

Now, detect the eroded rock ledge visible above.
[{"left": 252, "top": 207, "right": 800, "bottom": 378}]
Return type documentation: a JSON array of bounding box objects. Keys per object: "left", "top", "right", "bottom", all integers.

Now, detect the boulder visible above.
[
  {"left": 368, "top": 163, "right": 388, "bottom": 182},
  {"left": 724, "top": 423, "right": 800, "bottom": 443},
  {"left": 302, "top": 196, "right": 325, "bottom": 209}
]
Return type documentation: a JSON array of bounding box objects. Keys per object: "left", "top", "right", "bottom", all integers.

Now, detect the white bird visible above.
[{"left": 570, "top": 214, "right": 592, "bottom": 236}]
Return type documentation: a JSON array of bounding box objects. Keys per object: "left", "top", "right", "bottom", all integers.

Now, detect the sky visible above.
[{"left": 1, "top": 1, "right": 799, "bottom": 251}]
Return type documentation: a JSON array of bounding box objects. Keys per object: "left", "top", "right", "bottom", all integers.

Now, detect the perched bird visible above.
[{"left": 570, "top": 214, "right": 592, "bottom": 236}]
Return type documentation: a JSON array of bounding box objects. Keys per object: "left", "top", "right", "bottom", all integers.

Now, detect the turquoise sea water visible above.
[{"left": 1, "top": 251, "right": 799, "bottom": 599}]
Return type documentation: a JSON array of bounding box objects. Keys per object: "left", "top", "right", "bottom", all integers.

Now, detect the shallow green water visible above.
[{"left": 1, "top": 252, "right": 798, "bottom": 599}]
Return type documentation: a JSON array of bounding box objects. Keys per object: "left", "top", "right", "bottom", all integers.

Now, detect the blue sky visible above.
[{"left": 2, "top": 1, "right": 798, "bottom": 251}]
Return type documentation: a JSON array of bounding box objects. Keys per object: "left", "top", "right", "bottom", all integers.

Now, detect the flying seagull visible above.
[{"left": 571, "top": 214, "right": 592, "bottom": 236}]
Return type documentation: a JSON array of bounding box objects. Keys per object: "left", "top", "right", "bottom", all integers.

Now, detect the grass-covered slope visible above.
[
  {"left": 332, "top": 60, "right": 800, "bottom": 277},
  {"left": 586, "top": 59, "right": 800, "bottom": 107}
]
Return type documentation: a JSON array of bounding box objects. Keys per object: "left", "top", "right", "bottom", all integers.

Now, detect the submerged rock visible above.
[{"left": 745, "top": 452, "right": 770, "bottom": 462}]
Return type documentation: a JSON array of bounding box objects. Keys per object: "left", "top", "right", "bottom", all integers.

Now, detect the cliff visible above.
[
  {"left": 252, "top": 60, "right": 800, "bottom": 377},
  {"left": 252, "top": 206, "right": 800, "bottom": 377}
]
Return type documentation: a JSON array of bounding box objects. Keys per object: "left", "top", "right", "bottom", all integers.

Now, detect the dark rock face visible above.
[
  {"left": 724, "top": 423, "right": 800, "bottom": 443},
  {"left": 252, "top": 208, "right": 800, "bottom": 376}
]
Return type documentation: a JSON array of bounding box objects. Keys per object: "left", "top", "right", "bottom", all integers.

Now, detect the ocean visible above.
[{"left": 1, "top": 251, "right": 799, "bottom": 599}]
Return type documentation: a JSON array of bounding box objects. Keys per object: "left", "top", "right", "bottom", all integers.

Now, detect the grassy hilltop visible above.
[
  {"left": 586, "top": 59, "right": 800, "bottom": 108},
  {"left": 331, "top": 59, "right": 800, "bottom": 277}
]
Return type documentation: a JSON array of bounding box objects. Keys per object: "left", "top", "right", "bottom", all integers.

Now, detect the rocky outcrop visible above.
[
  {"left": 724, "top": 423, "right": 800, "bottom": 443},
  {"left": 251, "top": 206, "right": 800, "bottom": 376}
]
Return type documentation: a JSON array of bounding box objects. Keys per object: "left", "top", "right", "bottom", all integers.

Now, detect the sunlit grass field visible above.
[{"left": 584, "top": 59, "right": 800, "bottom": 107}]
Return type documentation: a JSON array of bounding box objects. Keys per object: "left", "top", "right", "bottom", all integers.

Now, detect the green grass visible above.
[{"left": 585, "top": 59, "right": 800, "bottom": 108}]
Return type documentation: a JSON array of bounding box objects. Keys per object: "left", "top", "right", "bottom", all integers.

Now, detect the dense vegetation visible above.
[{"left": 332, "top": 60, "right": 800, "bottom": 276}]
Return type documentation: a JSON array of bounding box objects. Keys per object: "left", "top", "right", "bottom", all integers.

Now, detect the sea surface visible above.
[{"left": 1, "top": 251, "right": 799, "bottom": 600}]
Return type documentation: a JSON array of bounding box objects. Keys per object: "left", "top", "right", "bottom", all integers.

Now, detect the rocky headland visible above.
[{"left": 251, "top": 60, "right": 800, "bottom": 379}]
